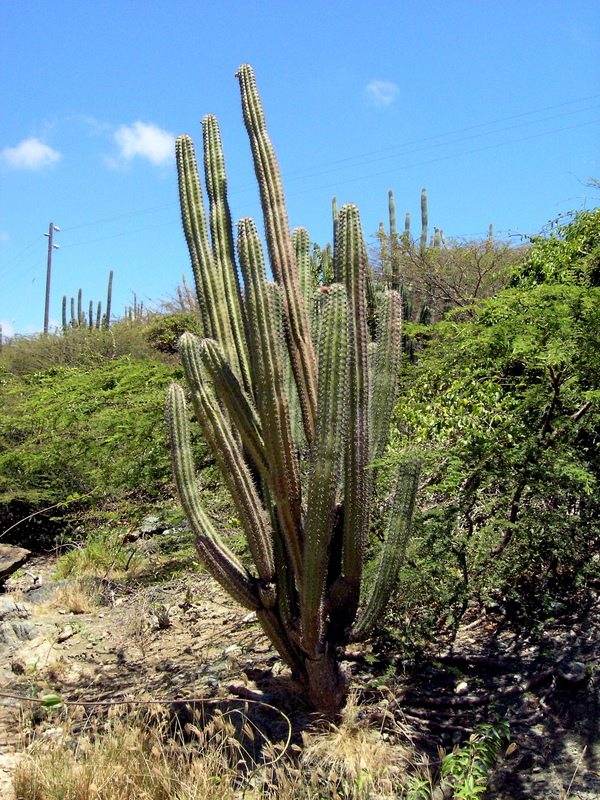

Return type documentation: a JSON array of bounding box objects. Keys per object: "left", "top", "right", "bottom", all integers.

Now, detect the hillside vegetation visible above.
[
  {"left": 1, "top": 206, "right": 598, "bottom": 625},
  {"left": 0, "top": 316, "right": 208, "bottom": 547},
  {"left": 1, "top": 205, "right": 600, "bottom": 800}
]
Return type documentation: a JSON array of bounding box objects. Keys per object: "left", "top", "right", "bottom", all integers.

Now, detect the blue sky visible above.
[{"left": 1, "top": 0, "right": 598, "bottom": 337}]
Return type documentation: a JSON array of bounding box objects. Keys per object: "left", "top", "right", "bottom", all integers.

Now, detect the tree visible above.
[{"left": 389, "top": 206, "right": 600, "bottom": 620}]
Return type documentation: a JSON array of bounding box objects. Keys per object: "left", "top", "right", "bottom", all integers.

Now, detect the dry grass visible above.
[
  {"left": 13, "top": 711, "right": 248, "bottom": 800},
  {"left": 11, "top": 695, "right": 419, "bottom": 800},
  {"left": 51, "top": 579, "right": 99, "bottom": 615},
  {"left": 296, "top": 695, "right": 413, "bottom": 799}
]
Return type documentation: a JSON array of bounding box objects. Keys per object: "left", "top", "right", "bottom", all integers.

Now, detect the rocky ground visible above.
[{"left": 1, "top": 538, "right": 599, "bottom": 799}]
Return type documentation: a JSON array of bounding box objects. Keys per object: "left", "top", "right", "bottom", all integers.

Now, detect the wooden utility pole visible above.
[{"left": 43, "top": 223, "right": 60, "bottom": 335}]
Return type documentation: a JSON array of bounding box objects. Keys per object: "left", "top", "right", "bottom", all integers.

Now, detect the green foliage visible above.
[
  {"left": 441, "top": 720, "right": 510, "bottom": 799},
  {"left": 0, "top": 352, "right": 207, "bottom": 542},
  {"left": 144, "top": 312, "right": 204, "bottom": 354},
  {"left": 512, "top": 206, "right": 600, "bottom": 288},
  {"left": 0, "top": 321, "right": 157, "bottom": 376},
  {"left": 384, "top": 206, "right": 600, "bottom": 627}
]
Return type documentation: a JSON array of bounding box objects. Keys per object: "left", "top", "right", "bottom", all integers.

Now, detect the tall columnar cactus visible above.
[
  {"left": 387, "top": 189, "right": 401, "bottom": 291},
  {"left": 167, "top": 64, "right": 420, "bottom": 712},
  {"left": 105, "top": 270, "right": 114, "bottom": 330},
  {"left": 420, "top": 186, "right": 429, "bottom": 253}
]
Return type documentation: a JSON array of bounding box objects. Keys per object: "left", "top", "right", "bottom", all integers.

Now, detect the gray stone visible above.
[
  {"left": 25, "top": 578, "right": 68, "bottom": 605},
  {"left": 0, "top": 544, "right": 31, "bottom": 581},
  {"left": 0, "top": 598, "right": 37, "bottom": 652},
  {"left": 0, "top": 596, "right": 31, "bottom": 620},
  {"left": 0, "top": 618, "right": 37, "bottom": 647},
  {"left": 139, "top": 515, "right": 168, "bottom": 535}
]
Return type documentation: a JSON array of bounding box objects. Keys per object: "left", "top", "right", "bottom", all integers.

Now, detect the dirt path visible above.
[{"left": 1, "top": 554, "right": 599, "bottom": 799}]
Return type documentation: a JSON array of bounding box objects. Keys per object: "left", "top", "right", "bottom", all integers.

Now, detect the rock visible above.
[
  {"left": 139, "top": 515, "right": 168, "bottom": 535},
  {"left": 24, "top": 579, "right": 68, "bottom": 605},
  {"left": 0, "top": 544, "right": 31, "bottom": 581},
  {"left": 556, "top": 661, "right": 590, "bottom": 688},
  {"left": 0, "top": 597, "right": 37, "bottom": 653},
  {"left": 10, "top": 636, "right": 60, "bottom": 673},
  {"left": 455, "top": 680, "right": 469, "bottom": 695},
  {"left": 0, "top": 597, "right": 31, "bottom": 621},
  {"left": 57, "top": 623, "right": 78, "bottom": 643}
]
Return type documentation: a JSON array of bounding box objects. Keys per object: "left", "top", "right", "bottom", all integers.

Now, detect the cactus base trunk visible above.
[{"left": 303, "top": 652, "right": 348, "bottom": 714}]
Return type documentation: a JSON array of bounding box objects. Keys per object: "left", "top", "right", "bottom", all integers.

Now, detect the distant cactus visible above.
[
  {"left": 105, "top": 270, "right": 113, "bottom": 330},
  {"left": 420, "top": 187, "right": 428, "bottom": 253},
  {"left": 168, "top": 65, "right": 420, "bottom": 712}
]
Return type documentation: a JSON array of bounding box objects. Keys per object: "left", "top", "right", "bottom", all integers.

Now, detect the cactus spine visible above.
[{"left": 168, "top": 65, "right": 419, "bottom": 712}]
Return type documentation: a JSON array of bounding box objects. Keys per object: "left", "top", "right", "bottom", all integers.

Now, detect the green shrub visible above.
[
  {"left": 381, "top": 206, "right": 600, "bottom": 630},
  {"left": 0, "top": 356, "right": 208, "bottom": 544},
  {"left": 144, "top": 313, "right": 203, "bottom": 354}
]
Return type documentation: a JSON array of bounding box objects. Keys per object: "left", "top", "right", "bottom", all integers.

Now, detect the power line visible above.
[
  {"left": 35, "top": 93, "right": 600, "bottom": 237},
  {"left": 58, "top": 115, "right": 599, "bottom": 249},
  {"left": 274, "top": 105, "right": 600, "bottom": 187},
  {"left": 0, "top": 238, "right": 45, "bottom": 277},
  {"left": 60, "top": 201, "right": 178, "bottom": 232},
  {"left": 277, "top": 92, "right": 600, "bottom": 179},
  {"left": 282, "top": 118, "right": 600, "bottom": 199},
  {"left": 1, "top": 98, "right": 597, "bottom": 274}
]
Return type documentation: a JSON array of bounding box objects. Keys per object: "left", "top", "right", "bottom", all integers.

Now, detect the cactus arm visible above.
[
  {"left": 176, "top": 134, "right": 236, "bottom": 343},
  {"left": 388, "top": 189, "right": 397, "bottom": 237},
  {"left": 202, "top": 115, "right": 252, "bottom": 393},
  {"left": 166, "top": 383, "right": 261, "bottom": 610},
  {"left": 194, "top": 336, "right": 269, "bottom": 477},
  {"left": 336, "top": 204, "right": 373, "bottom": 626},
  {"left": 293, "top": 227, "right": 315, "bottom": 315},
  {"left": 332, "top": 196, "right": 339, "bottom": 244},
  {"left": 378, "top": 221, "right": 390, "bottom": 287},
  {"left": 371, "top": 289, "right": 403, "bottom": 462},
  {"left": 388, "top": 190, "right": 401, "bottom": 291},
  {"left": 237, "top": 217, "right": 304, "bottom": 585},
  {"left": 256, "top": 608, "right": 304, "bottom": 670},
  {"left": 300, "top": 284, "right": 349, "bottom": 655},
  {"left": 235, "top": 64, "right": 317, "bottom": 446},
  {"left": 352, "top": 457, "right": 421, "bottom": 640},
  {"left": 177, "top": 339, "right": 276, "bottom": 585},
  {"left": 175, "top": 135, "right": 212, "bottom": 336}
]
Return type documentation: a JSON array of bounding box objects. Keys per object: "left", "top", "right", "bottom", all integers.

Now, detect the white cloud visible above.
[
  {"left": 113, "top": 121, "right": 175, "bottom": 165},
  {"left": 1, "top": 137, "right": 62, "bottom": 169},
  {"left": 0, "top": 320, "right": 14, "bottom": 339},
  {"left": 365, "top": 80, "right": 400, "bottom": 107}
]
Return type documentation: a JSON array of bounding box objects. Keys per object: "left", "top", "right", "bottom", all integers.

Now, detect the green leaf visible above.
[{"left": 41, "top": 693, "right": 63, "bottom": 709}]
